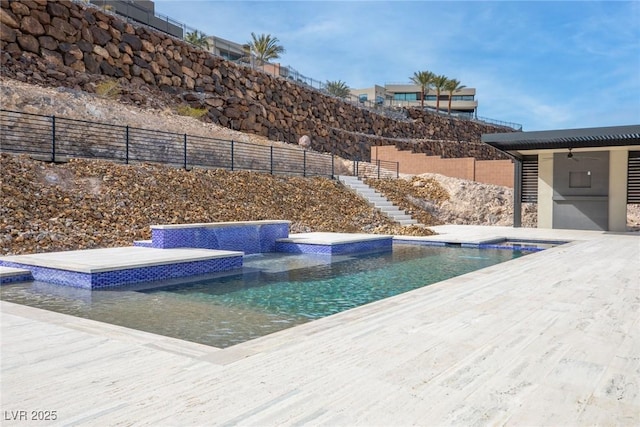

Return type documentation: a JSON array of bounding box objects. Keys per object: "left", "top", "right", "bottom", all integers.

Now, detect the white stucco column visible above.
[
  {"left": 537, "top": 153, "right": 554, "bottom": 228},
  {"left": 609, "top": 150, "right": 629, "bottom": 232}
]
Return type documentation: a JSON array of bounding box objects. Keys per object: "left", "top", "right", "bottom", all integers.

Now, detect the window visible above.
[
  {"left": 220, "top": 50, "right": 242, "bottom": 61},
  {"left": 393, "top": 93, "right": 418, "bottom": 101},
  {"left": 359, "top": 94, "right": 368, "bottom": 103},
  {"left": 451, "top": 95, "right": 475, "bottom": 101}
]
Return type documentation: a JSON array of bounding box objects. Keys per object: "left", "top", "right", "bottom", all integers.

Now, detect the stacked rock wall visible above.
[{"left": 1, "top": 0, "right": 513, "bottom": 161}]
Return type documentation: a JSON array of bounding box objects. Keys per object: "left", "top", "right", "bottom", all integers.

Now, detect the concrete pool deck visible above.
[{"left": 1, "top": 225, "right": 639, "bottom": 425}]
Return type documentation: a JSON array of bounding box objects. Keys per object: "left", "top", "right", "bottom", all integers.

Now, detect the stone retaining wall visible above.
[{"left": 1, "top": 0, "right": 513, "bottom": 161}]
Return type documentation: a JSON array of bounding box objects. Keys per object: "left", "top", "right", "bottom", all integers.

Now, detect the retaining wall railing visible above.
[
  {"left": 0, "top": 109, "right": 334, "bottom": 177},
  {"left": 0, "top": 109, "right": 399, "bottom": 180},
  {"left": 353, "top": 159, "right": 400, "bottom": 179}
]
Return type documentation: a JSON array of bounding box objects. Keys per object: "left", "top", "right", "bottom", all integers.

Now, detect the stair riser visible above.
[{"left": 338, "top": 176, "right": 416, "bottom": 226}]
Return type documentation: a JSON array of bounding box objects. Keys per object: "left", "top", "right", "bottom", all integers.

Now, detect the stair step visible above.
[
  {"left": 390, "top": 215, "right": 414, "bottom": 221},
  {"left": 378, "top": 206, "right": 404, "bottom": 213},
  {"left": 338, "top": 175, "right": 417, "bottom": 226},
  {"left": 367, "top": 197, "right": 390, "bottom": 203}
]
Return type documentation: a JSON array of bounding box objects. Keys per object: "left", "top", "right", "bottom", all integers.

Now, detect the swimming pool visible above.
[{"left": 1, "top": 244, "right": 531, "bottom": 348}]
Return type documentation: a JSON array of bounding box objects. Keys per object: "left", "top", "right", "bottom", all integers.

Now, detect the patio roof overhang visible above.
[{"left": 482, "top": 125, "right": 640, "bottom": 158}]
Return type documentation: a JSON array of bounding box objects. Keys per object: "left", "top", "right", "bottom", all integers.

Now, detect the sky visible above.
[{"left": 153, "top": 1, "right": 640, "bottom": 131}]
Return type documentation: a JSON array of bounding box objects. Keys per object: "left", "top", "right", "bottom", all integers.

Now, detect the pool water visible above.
[
  {"left": 1, "top": 244, "right": 528, "bottom": 348},
  {"left": 480, "top": 239, "right": 564, "bottom": 252}
]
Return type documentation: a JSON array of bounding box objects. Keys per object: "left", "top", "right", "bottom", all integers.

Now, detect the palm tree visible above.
[
  {"left": 409, "top": 70, "right": 435, "bottom": 108},
  {"left": 444, "top": 78, "right": 466, "bottom": 115},
  {"left": 246, "top": 32, "right": 285, "bottom": 66},
  {"left": 432, "top": 74, "right": 449, "bottom": 112},
  {"left": 185, "top": 30, "right": 210, "bottom": 49},
  {"left": 325, "top": 80, "right": 350, "bottom": 99}
]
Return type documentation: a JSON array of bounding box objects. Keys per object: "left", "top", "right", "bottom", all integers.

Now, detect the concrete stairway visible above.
[{"left": 337, "top": 175, "right": 418, "bottom": 226}]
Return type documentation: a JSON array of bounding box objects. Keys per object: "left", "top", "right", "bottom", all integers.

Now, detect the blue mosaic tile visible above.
[
  {"left": 393, "top": 239, "right": 449, "bottom": 247},
  {"left": 0, "top": 256, "right": 242, "bottom": 289},
  {"left": 0, "top": 262, "right": 91, "bottom": 288},
  {"left": 478, "top": 243, "right": 544, "bottom": 252},
  {"left": 275, "top": 242, "right": 333, "bottom": 255},
  {"left": 276, "top": 238, "right": 392, "bottom": 255},
  {"left": 216, "top": 226, "right": 260, "bottom": 253},
  {"left": 0, "top": 271, "right": 33, "bottom": 284},
  {"left": 151, "top": 223, "right": 289, "bottom": 254},
  {"left": 333, "top": 239, "right": 392, "bottom": 255},
  {"left": 89, "top": 256, "right": 243, "bottom": 288},
  {"left": 259, "top": 223, "right": 290, "bottom": 252},
  {"left": 133, "top": 240, "right": 154, "bottom": 248},
  {"left": 461, "top": 243, "right": 480, "bottom": 248}
]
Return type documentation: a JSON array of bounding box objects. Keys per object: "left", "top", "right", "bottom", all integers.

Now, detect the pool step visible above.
[
  {"left": 337, "top": 175, "right": 418, "bottom": 226},
  {"left": 276, "top": 232, "right": 392, "bottom": 255},
  {"left": 0, "top": 266, "right": 33, "bottom": 284},
  {"left": 0, "top": 247, "right": 243, "bottom": 289}
]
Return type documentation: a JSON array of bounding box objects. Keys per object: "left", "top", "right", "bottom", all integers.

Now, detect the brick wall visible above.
[{"left": 374, "top": 145, "right": 514, "bottom": 187}]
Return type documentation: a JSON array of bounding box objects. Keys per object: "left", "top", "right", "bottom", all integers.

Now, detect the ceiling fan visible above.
[{"left": 567, "top": 148, "right": 601, "bottom": 162}]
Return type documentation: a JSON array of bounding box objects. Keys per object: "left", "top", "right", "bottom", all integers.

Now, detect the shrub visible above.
[
  {"left": 176, "top": 105, "right": 208, "bottom": 119},
  {"left": 95, "top": 79, "right": 121, "bottom": 99}
]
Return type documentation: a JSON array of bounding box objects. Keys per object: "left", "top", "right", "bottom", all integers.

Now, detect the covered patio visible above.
[{"left": 482, "top": 125, "right": 640, "bottom": 231}]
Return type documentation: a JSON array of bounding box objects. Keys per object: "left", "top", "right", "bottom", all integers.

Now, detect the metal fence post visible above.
[
  {"left": 51, "top": 115, "right": 56, "bottom": 162},
  {"left": 303, "top": 150, "right": 306, "bottom": 177},
  {"left": 230, "top": 140, "right": 234, "bottom": 171},
  {"left": 183, "top": 133, "right": 187, "bottom": 169},
  {"left": 377, "top": 160, "right": 381, "bottom": 179},
  {"left": 331, "top": 153, "right": 334, "bottom": 178},
  {"left": 125, "top": 125, "right": 129, "bottom": 164},
  {"left": 270, "top": 146, "right": 273, "bottom": 175},
  {"left": 396, "top": 162, "right": 399, "bottom": 178}
]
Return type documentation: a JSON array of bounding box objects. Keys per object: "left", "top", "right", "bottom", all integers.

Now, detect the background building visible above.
[
  {"left": 205, "top": 36, "right": 245, "bottom": 62},
  {"left": 89, "top": 0, "right": 183, "bottom": 38},
  {"left": 351, "top": 84, "right": 478, "bottom": 117}
]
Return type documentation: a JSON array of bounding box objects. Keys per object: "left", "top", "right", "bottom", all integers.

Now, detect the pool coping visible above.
[
  {"left": 150, "top": 220, "right": 292, "bottom": 230},
  {"left": 0, "top": 247, "right": 243, "bottom": 274},
  {"left": 276, "top": 232, "right": 393, "bottom": 245}
]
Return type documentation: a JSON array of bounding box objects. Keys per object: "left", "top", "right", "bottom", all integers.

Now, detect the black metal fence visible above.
[
  {"left": 354, "top": 159, "right": 399, "bottom": 179},
  {"left": 0, "top": 109, "right": 335, "bottom": 178}
]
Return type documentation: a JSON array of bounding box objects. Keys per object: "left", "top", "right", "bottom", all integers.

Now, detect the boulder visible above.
[
  {"left": 20, "top": 16, "right": 45, "bottom": 36},
  {"left": 17, "top": 34, "right": 39, "bottom": 53},
  {"left": 298, "top": 135, "right": 311, "bottom": 149}
]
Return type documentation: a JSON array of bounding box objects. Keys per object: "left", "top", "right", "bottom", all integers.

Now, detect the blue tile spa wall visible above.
[{"left": 151, "top": 223, "right": 290, "bottom": 254}]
